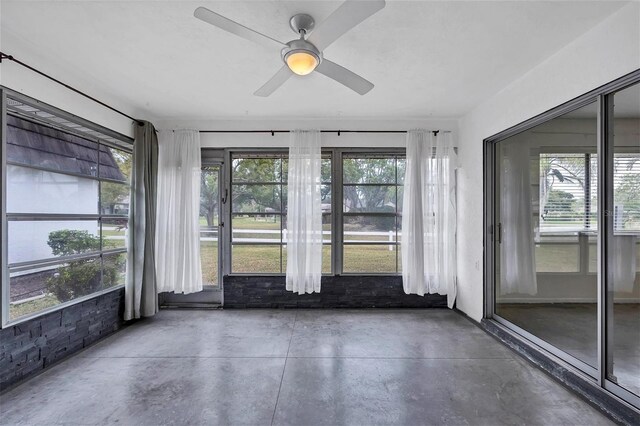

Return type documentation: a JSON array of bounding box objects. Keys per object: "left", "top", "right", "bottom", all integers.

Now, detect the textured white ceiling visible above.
[{"left": 0, "top": 1, "right": 628, "bottom": 120}]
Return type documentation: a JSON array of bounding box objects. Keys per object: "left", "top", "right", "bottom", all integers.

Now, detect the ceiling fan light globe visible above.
[{"left": 285, "top": 51, "right": 319, "bottom": 76}]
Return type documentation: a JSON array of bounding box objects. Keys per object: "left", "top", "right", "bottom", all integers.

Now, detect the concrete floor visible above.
[
  {"left": 497, "top": 303, "right": 640, "bottom": 395},
  {"left": 0, "top": 309, "right": 614, "bottom": 425}
]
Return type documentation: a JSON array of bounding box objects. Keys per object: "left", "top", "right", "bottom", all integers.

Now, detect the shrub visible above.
[{"left": 46, "top": 230, "right": 123, "bottom": 302}]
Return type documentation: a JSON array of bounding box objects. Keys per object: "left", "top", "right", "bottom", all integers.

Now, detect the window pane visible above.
[
  {"left": 7, "top": 165, "right": 98, "bottom": 214},
  {"left": 232, "top": 157, "right": 281, "bottom": 182},
  {"left": 100, "top": 181, "right": 130, "bottom": 215},
  {"left": 232, "top": 184, "right": 282, "bottom": 213},
  {"left": 9, "top": 221, "right": 100, "bottom": 264},
  {"left": 495, "top": 100, "right": 598, "bottom": 368},
  {"left": 200, "top": 166, "right": 220, "bottom": 228},
  {"left": 232, "top": 214, "right": 282, "bottom": 243},
  {"left": 100, "top": 147, "right": 131, "bottom": 183},
  {"left": 232, "top": 245, "right": 281, "bottom": 273},
  {"left": 343, "top": 158, "right": 397, "bottom": 184},
  {"left": 609, "top": 83, "right": 640, "bottom": 396},
  {"left": 344, "top": 215, "right": 396, "bottom": 243},
  {"left": 102, "top": 253, "right": 126, "bottom": 289},
  {"left": 200, "top": 227, "right": 219, "bottom": 286},
  {"left": 321, "top": 158, "right": 332, "bottom": 183},
  {"left": 9, "top": 257, "right": 101, "bottom": 320},
  {"left": 283, "top": 245, "right": 332, "bottom": 274},
  {"left": 7, "top": 115, "right": 99, "bottom": 177},
  {"left": 343, "top": 185, "right": 397, "bottom": 213},
  {"left": 397, "top": 158, "right": 406, "bottom": 184},
  {"left": 101, "top": 218, "right": 128, "bottom": 250},
  {"left": 322, "top": 215, "right": 332, "bottom": 243},
  {"left": 323, "top": 245, "right": 332, "bottom": 274},
  {"left": 321, "top": 184, "right": 332, "bottom": 212},
  {"left": 535, "top": 242, "right": 579, "bottom": 273},
  {"left": 539, "top": 153, "right": 593, "bottom": 232},
  {"left": 343, "top": 244, "right": 397, "bottom": 273}
]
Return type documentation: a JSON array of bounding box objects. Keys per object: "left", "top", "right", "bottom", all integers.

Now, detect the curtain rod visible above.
[
  {"left": 199, "top": 130, "right": 451, "bottom": 136},
  {"left": 0, "top": 51, "right": 145, "bottom": 126}
]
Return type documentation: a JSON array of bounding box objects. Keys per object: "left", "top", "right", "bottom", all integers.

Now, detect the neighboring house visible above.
[{"left": 6, "top": 115, "right": 126, "bottom": 265}]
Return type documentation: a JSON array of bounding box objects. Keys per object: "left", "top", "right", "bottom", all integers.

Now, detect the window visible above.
[
  {"left": 342, "top": 154, "right": 405, "bottom": 273},
  {"left": 3, "top": 93, "right": 132, "bottom": 323},
  {"left": 230, "top": 153, "right": 333, "bottom": 274}
]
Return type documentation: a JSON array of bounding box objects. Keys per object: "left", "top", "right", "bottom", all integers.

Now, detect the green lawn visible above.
[{"left": 10, "top": 294, "right": 59, "bottom": 320}]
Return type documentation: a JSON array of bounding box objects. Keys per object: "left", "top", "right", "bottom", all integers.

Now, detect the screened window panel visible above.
[
  {"left": 343, "top": 245, "right": 397, "bottom": 273},
  {"left": 6, "top": 115, "right": 100, "bottom": 178},
  {"left": 232, "top": 157, "right": 283, "bottom": 183},
  {"left": 232, "top": 214, "right": 283, "bottom": 243},
  {"left": 232, "top": 184, "right": 283, "bottom": 213},
  {"left": 101, "top": 218, "right": 128, "bottom": 250},
  {"left": 344, "top": 215, "right": 397, "bottom": 243},
  {"left": 343, "top": 185, "right": 398, "bottom": 213},
  {"left": 8, "top": 220, "right": 101, "bottom": 265},
  {"left": 7, "top": 165, "right": 99, "bottom": 215},
  {"left": 100, "top": 181, "right": 130, "bottom": 215},
  {"left": 102, "top": 252, "right": 127, "bottom": 289},
  {"left": 231, "top": 245, "right": 282, "bottom": 273},
  {"left": 99, "top": 147, "right": 131, "bottom": 182},
  {"left": 343, "top": 157, "right": 398, "bottom": 184},
  {"left": 5, "top": 96, "right": 132, "bottom": 322}
]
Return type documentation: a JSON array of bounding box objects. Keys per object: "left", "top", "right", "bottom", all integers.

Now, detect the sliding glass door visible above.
[
  {"left": 494, "top": 100, "right": 599, "bottom": 371},
  {"left": 606, "top": 83, "right": 640, "bottom": 397},
  {"left": 486, "top": 73, "right": 639, "bottom": 408}
]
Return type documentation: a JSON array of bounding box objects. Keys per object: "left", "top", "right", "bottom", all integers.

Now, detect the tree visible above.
[
  {"left": 200, "top": 170, "right": 219, "bottom": 227},
  {"left": 100, "top": 150, "right": 132, "bottom": 214},
  {"left": 232, "top": 158, "right": 284, "bottom": 212},
  {"left": 342, "top": 158, "right": 398, "bottom": 212}
]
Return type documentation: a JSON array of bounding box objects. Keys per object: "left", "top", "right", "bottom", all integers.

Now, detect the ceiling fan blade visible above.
[
  {"left": 315, "top": 59, "right": 374, "bottom": 95},
  {"left": 254, "top": 66, "right": 293, "bottom": 97},
  {"left": 307, "top": 0, "right": 385, "bottom": 51},
  {"left": 194, "top": 7, "right": 286, "bottom": 50}
]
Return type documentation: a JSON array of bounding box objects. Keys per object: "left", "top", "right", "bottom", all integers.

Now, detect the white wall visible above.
[
  {"left": 0, "top": 30, "right": 137, "bottom": 138},
  {"left": 456, "top": 2, "right": 640, "bottom": 321},
  {"left": 7, "top": 166, "right": 99, "bottom": 264}
]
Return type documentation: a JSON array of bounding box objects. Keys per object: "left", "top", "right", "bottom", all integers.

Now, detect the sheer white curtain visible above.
[
  {"left": 402, "top": 130, "right": 457, "bottom": 308},
  {"left": 286, "top": 130, "right": 322, "bottom": 294},
  {"left": 500, "top": 142, "right": 537, "bottom": 295},
  {"left": 155, "top": 130, "right": 203, "bottom": 294}
]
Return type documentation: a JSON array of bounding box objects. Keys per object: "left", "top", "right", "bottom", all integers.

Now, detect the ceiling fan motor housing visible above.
[{"left": 281, "top": 38, "right": 322, "bottom": 66}]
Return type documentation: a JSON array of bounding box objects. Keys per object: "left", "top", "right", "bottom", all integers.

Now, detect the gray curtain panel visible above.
[{"left": 124, "top": 121, "right": 159, "bottom": 320}]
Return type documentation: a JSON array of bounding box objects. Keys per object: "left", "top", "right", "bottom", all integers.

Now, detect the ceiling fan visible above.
[{"left": 194, "top": 0, "right": 386, "bottom": 97}]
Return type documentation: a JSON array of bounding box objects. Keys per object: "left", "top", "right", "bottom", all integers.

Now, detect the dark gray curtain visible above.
[{"left": 124, "top": 121, "right": 159, "bottom": 320}]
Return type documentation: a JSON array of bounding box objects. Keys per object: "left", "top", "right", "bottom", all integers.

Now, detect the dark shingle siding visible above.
[{"left": 6, "top": 115, "right": 126, "bottom": 181}]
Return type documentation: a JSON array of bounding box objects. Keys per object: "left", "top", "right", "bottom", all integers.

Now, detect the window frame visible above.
[
  {"left": 340, "top": 150, "right": 405, "bottom": 275},
  {"left": 0, "top": 87, "right": 133, "bottom": 328},
  {"left": 483, "top": 69, "right": 640, "bottom": 408},
  {"left": 223, "top": 147, "right": 406, "bottom": 277}
]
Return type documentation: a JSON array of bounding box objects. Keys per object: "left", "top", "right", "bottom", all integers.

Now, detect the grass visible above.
[
  {"left": 344, "top": 245, "right": 398, "bottom": 273},
  {"left": 10, "top": 294, "right": 60, "bottom": 320},
  {"left": 200, "top": 241, "right": 219, "bottom": 285}
]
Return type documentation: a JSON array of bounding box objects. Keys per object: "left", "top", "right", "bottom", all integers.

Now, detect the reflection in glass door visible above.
[
  {"left": 607, "top": 83, "right": 640, "bottom": 397},
  {"left": 494, "top": 100, "right": 599, "bottom": 371},
  {"left": 488, "top": 74, "right": 640, "bottom": 408}
]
